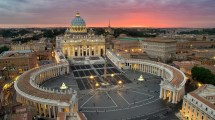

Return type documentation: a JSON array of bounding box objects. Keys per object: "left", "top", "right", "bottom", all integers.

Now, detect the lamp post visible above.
[
  {"left": 90, "top": 75, "right": 94, "bottom": 88},
  {"left": 90, "top": 75, "right": 94, "bottom": 79},
  {"left": 111, "top": 74, "right": 114, "bottom": 83},
  {"left": 118, "top": 80, "right": 123, "bottom": 89},
  {"left": 95, "top": 82, "right": 100, "bottom": 89}
]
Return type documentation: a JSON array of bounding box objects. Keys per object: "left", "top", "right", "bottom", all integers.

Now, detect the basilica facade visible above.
[{"left": 56, "top": 12, "right": 105, "bottom": 60}]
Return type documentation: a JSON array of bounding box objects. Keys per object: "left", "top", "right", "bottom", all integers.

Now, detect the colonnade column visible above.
[
  {"left": 53, "top": 106, "right": 56, "bottom": 118},
  {"left": 168, "top": 91, "right": 172, "bottom": 102},
  {"left": 172, "top": 91, "right": 176, "bottom": 103},
  {"left": 159, "top": 87, "right": 163, "bottom": 98},
  {"left": 48, "top": 105, "right": 51, "bottom": 118},
  {"left": 175, "top": 92, "right": 179, "bottom": 103},
  {"left": 163, "top": 89, "right": 166, "bottom": 99},
  {"left": 38, "top": 104, "right": 42, "bottom": 116}
]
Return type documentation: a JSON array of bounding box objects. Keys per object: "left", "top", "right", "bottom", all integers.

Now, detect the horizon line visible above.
[{"left": 0, "top": 24, "right": 214, "bottom": 29}]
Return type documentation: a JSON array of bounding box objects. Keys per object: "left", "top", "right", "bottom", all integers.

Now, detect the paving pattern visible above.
[
  {"left": 71, "top": 63, "right": 132, "bottom": 90},
  {"left": 41, "top": 66, "right": 179, "bottom": 120}
]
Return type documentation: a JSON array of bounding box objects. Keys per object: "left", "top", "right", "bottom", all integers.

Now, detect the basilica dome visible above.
[
  {"left": 71, "top": 12, "right": 86, "bottom": 26},
  {"left": 70, "top": 12, "right": 87, "bottom": 33}
]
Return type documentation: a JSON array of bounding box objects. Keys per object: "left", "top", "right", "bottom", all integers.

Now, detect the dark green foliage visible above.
[
  {"left": 179, "top": 28, "right": 215, "bottom": 35},
  {"left": 0, "top": 29, "right": 30, "bottom": 38},
  {"left": 94, "top": 28, "right": 105, "bottom": 35},
  {"left": 0, "top": 46, "right": 9, "bottom": 54},
  {"left": 113, "top": 28, "right": 159, "bottom": 37},
  {"left": 191, "top": 66, "right": 215, "bottom": 85},
  {"left": 42, "top": 29, "right": 66, "bottom": 38}
]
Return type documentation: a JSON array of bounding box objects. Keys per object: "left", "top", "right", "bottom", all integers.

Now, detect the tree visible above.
[
  {"left": 0, "top": 46, "right": 9, "bottom": 54},
  {"left": 191, "top": 66, "right": 215, "bottom": 85}
]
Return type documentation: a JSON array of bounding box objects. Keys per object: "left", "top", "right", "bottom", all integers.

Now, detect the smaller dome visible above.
[{"left": 71, "top": 12, "right": 86, "bottom": 26}]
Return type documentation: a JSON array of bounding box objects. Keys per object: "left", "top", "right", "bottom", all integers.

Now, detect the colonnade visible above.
[
  {"left": 159, "top": 87, "right": 181, "bottom": 103},
  {"left": 34, "top": 65, "right": 68, "bottom": 85},
  {"left": 106, "top": 49, "right": 186, "bottom": 104},
  {"left": 14, "top": 62, "right": 78, "bottom": 119},
  {"left": 124, "top": 60, "right": 184, "bottom": 104},
  {"left": 16, "top": 93, "right": 58, "bottom": 118}
]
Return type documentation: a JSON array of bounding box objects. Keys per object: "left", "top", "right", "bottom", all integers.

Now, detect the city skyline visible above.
[{"left": 0, "top": 0, "right": 215, "bottom": 28}]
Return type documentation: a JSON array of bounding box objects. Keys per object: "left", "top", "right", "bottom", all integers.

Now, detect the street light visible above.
[
  {"left": 111, "top": 74, "right": 114, "bottom": 77},
  {"left": 90, "top": 75, "right": 94, "bottom": 79},
  {"left": 95, "top": 83, "right": 99, "bottom": 87},
  {"left": 198, "top": 83, "right": 202, "bottom": 87},
  {"left": 118, "top": 80, "right": 122, "bottom": 84},
  {"left": 118, "top": 80, "right": 123, "bottom": 89}
]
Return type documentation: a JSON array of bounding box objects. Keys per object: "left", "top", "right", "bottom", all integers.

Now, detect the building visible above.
[
  {"left": 180, "top": 84, "right": 215, "bottom": 120},
  {"left": 7, "top": 105, "right": 37, "bottom": 120},
  {"left": 10, "top": 39, "right": 51, "bottom": 52},
  {"left": 113, "top": 37, "right": 143, "bottom": 53},
  {"left": 177, "top": 41, "right": 215, "bottom": 50},
  {"left": 0, "top": 50, "right": 37, "bottom": 79},
  {"left": 142, "top": 38, "right": 177, "bottom": 62},
  {"left": 56, "top": 12, "right": 105, "bottom": 60}
]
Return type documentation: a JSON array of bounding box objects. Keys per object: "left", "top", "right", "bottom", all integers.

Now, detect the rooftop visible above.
[
  {"left": 118, "top": 37, "right": 144, "bottom": 41},
  {"left": 190, "top": 84, "right": 215, "bottom": 110},
  {"left": 144, "top": 39, "right": 177, "bottom": 43},
  {"left": 0, "top": 50, "right": 33, "bottom": 57}
]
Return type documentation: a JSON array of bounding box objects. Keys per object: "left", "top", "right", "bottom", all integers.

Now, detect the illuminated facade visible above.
[
  {"left": 180, "top": 84, "right": 215, "bottom": 120},
  {"left": 56, "top": 12, "right": 105, "bottom": 60}
]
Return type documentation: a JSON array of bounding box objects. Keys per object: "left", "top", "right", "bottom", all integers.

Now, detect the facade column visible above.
[
  {"left": 89, "top": 46, "right": 91, "bottom": 56},
  {"left": 72, "top": 46, "right": 75, "bottom": 57},
  {"left": 78, "top": 46, "right": 80, "bottom": 56},
  {"left": 68, "top": 46, "right": 70, "bottom": 59},
  {"left": 98, "top": 46, "right": 100, "bottom": 56}
]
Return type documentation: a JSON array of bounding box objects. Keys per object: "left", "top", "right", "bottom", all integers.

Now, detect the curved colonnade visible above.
[
  {"left": 14, "top": 50, "right": 78, "bottom": 119},
  {"left": 106, "top": 49, "right": 186, "bottom": 104}
]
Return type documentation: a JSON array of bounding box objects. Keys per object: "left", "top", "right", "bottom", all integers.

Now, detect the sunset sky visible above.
[{"left": 0, "top": 0, "right": 215, "bottom": 28}]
